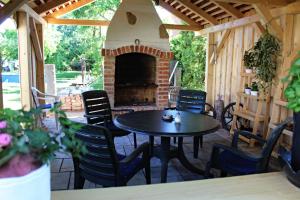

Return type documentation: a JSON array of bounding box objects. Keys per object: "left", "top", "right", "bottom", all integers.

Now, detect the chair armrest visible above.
[
  {"left": 111, "top": 108, "right": 134, "bottom": 113},
  {"left": 120, "top": 143, "right": 149, "bottom": 164},
  {"left": 212, "top": 143, "right": 262, "bottom": 163},
  {"left": 232, "top": 130, "right": 266, "bottom": 148},
  {"left": 164, "top": 107, "right": 177, "bottom": 110}
]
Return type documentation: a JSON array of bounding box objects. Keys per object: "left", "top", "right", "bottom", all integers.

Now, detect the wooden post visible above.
[
  {"left": 205, "top": 33, "right": 215, "bottom": 104},
  {"left": 17, "top": 11, "right": 33, "bottom": 110},
  {"left": 35, "top": 23, "right": 45, "bottom": 97}
]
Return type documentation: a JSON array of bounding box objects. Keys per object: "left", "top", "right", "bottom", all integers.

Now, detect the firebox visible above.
[{"left": 114, "top": 53, "right": 157, "bottom": 106}]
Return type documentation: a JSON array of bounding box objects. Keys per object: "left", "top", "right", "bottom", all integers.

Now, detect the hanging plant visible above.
[{"left": 243, "top": 30, "right": 281, "bottom": 90}]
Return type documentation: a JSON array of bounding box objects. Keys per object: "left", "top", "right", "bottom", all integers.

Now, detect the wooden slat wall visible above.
[{"left": 209, "top": 13, "right": 300, "bottom": 110}]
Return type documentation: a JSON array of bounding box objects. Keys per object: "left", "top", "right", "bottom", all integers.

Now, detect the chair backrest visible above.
[
  {"left": 259, "top": 120, "right": 289, "bottom": 170},
  {"left": 31, "top": 87, "right": 41, "bottom": 108},
  {"left": 176, "top": 90, "right": 206, "bottom": 114},
  {"left": 82, "top": 90, "right": 113, "bottom": 126},
  {"left": 74, "top": 123, "right": 121, "bottom": 186}
]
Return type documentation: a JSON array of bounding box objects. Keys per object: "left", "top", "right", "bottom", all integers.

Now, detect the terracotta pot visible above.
[
  {"left": 0, "top": 164, "right": 50, "bottom": 200},
  {"left": 245, "top": 68, "right": 252, "bottom": 73}
]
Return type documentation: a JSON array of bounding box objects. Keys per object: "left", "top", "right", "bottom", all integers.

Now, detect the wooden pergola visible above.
[{"left": 0, "top": 0, "right": 299, "bottom": 145}]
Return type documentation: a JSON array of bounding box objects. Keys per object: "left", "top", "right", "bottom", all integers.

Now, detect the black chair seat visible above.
[
  {"left": 118, "top": 154, "right": 143, "bottom": 179},
  {"left": 218, "top": 151, "right": 258, "bottom": 175}
]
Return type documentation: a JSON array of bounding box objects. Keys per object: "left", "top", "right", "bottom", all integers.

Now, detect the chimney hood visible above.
[{"left": 104, "top": 0, "right": 170, "bottom": 51}]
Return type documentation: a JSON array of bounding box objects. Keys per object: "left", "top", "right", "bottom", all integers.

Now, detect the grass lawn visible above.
[{"left": 56, "top": 71, "right": 81, "bottom": 79}]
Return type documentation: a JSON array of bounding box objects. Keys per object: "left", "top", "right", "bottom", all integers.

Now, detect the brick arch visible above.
[{"left": 101, "top": 45, "right": 173, "bottom": 59}]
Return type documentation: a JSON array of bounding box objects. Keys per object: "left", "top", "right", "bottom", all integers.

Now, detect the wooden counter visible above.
[{"left": 52, "top": 172, "right": 300, "bottom": 200}]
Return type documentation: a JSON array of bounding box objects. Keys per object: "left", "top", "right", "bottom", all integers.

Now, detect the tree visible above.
[
  {"left": 45, "top": 0, "right": 120, "bottom": 74},
  {"left": 0, "top": 29, "right": 18, "bottom": 68},
  {"left": 171, "top": 31, "right": 206, "bottom": 90}
]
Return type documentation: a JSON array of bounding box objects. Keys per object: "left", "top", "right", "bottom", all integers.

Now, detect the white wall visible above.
[{"left": 105, "top": 0, "right": 170, "bottom": 51}]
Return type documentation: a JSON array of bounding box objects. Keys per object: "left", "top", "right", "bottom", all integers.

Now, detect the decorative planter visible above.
[
  {"left": 250, "top": 91, "right": 258, "bottom": 96},
  {"left": 245, "top": 88, "right": 251, "bottom": 95},
  {"left": 245, "top": 68, "right": 252, "bottom": 74},
  {"left": 0, "top": 164, "right": 50, "bottom": 200}
]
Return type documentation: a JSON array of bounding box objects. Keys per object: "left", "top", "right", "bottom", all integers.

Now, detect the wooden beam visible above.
[
  {"left": 35, "top": 23, "right": 45, "bottom": 101},
  {"left": 177, "top": 0, "right": 218, "bottom": 25},
  {"left": 158, "top": 0, "right": 201, "bottom": 27},
  {"left": 212, "top": 1, "right": 243, "bottom": 18},
  {"left": 271, "top": 1, "right": 300, "bottom": 16},
  {"left": 29, "top": 17, "right": 43, "bottom": 61},
  {"left": 0, "top": 0, "right": 28, "bottom": 25},
  {"left": 34, "top": 0, "right": 70, "bottom": 15},
  {"left": 46, "top": 18, "right": 201, "bottom": 31},
  {"left": 46, "top": 0, "right": 95, "bottom": 18},
  {"left": 19, "top": 4, "right": 47, "bottom": 25},
  {"left": 196, "top": 15, "right": 260, "bottom": 35},
  {"left": 163, "top": 24, "right": 201, "bottom": 31},
  {"left": 214, "top": 0, "right": 293, "bottom": 7},
  {"left": 253, "top": 3, "right": 283, "bottom": 40},
  {"left": 45, "top": 18, "right": 110, "bottom": 26},
  {"left": 205, "top": 33, "right": 215, "bottom": 104},
  {"left": 17, "top": 11, "right": 33, "bottom": 110}
]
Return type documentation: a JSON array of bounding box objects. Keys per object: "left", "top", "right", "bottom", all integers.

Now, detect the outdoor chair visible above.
[
  {"left": 31, "top": 87, "right": 60, "bottom": 130},
  {"left": 166, "top": 89, "right": 216, "bottom": 158},
  {"left": 72, "top": 123, "right": 151, "bottom": 187},
  {"left": 82, "top": 90, "right": 137, "bottom": 148},
  {"left": 205, "top": 120, "right": 290, "bottom": 177}
]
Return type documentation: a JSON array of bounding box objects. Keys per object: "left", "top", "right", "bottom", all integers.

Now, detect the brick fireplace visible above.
[
  {"left": 102, "top": 46, "right": 173, "bottom": 110},
  {"left": 101, "top": 0, "right": 173, "bottom": 110}
]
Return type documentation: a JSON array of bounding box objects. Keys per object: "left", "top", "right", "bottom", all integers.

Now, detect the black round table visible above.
[{"left": 114, "top": 110, "right": 220, "bottom": 183}]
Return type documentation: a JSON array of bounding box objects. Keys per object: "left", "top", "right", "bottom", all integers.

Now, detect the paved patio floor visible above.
[{"left": 46, "top": 112, "right": 281, "bottom": 191}]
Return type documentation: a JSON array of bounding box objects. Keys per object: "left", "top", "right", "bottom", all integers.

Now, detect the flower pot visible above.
[
  {"left": 244, "top": 88, "right": 251, "bottom": 95},
  {"left": 250, "top": 91, "right": 258, "bottom": 96},
  {"left": 245, "top": 68, "right": 252, "bottom": 73},
  {"left": 0, "top": 164, "right": 50, "bottom": 200}
]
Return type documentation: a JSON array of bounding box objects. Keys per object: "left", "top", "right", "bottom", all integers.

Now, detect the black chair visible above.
[
  {"left": 73, "top": 123, "right": 151, "bottom": 188},
  {"left": 82, "top": 90, "right": 137, "bottom": 148},
  {"left": 205, "top": 120, "right": 289, "bottom": 177},
  {"left": 167, "top": 89, "right": 216, "bottom": 158}
]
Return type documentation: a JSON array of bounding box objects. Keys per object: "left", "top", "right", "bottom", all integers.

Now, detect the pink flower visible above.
[
  {"left": 0, "top": 133, "right": 12, "bottom": 147},
  {"left": 0, "top": 121, "right": 7, "bottom": 129}
]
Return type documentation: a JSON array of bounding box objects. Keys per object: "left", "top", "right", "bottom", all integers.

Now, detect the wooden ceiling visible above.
[{"left": 0, "top": 0, "right": 296, "bottom": 28}]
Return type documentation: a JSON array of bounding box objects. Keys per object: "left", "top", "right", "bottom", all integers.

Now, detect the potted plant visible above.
[
  {"left": 244, "top": 84, "right": 251, "bottom": 95},
  {"left": 0, "top": 104, "right": 86, "bottom": 199},
  {"left": 243, "top": 50, "right": 255, "bottom": 73},
  {"left": 280, "top": 54, "right": 300, "bottom": 187},
  {"left": 251, "top": 82, "right": 259, "bottom": 96}
]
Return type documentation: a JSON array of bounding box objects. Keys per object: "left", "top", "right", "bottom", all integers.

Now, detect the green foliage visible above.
[
  {"left": 283, "top": 54, "right": 300, "bottom": 112},
  {"left": 0, "top": 29, "right": 18, "bottom": 67},
  {"left": 251, "top": 82, "right": 258, "bottom": 91},
  {"left": 0, "top": 105, "right": 86, "bottom": 167},
  {"left": 243, "top": 31, "right": 281, "bottom": 89},
  {"left": 171, "top": 32, "right": 206, "bottom": 90},
  {"left": 45, "top": 0, "right": 120, "bottom": 73}
]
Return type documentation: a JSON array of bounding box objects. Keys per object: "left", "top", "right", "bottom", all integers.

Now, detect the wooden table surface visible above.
[{"left": 52, "top": 172, "right": 300, "bottom": 200}]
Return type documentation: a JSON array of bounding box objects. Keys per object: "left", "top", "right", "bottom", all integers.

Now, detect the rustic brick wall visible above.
[
  {"left": 102, "top": 45, "right": 173, "bottom": 109},
  {"left": 60, "top": 94, "right": 84, "bottom": 111}
]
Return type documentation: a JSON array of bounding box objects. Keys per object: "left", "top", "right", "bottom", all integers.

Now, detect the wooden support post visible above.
[
  {"left": 35, "top": 23, "right": 45, "bottom": 103},
  {"left": 17, "top": 11, "right": 33, "bottom": 110},
  {"left": 205, "top": 33, "right": 215, "bottom": 104}
]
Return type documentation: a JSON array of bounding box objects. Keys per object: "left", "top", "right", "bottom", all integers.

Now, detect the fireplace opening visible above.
[{"left": 115, "top": 53, "right": 157, "bottom": 106}]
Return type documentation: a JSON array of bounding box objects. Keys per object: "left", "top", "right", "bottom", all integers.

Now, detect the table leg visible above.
[
  {"left": 160, "top": 137, "right": 171, "bottom": 183},
  {"left": 177, "top": 137, "right": 204, "bottom": 175}
]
